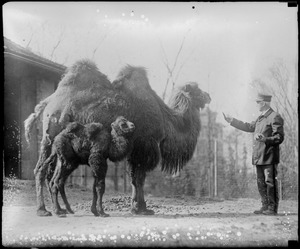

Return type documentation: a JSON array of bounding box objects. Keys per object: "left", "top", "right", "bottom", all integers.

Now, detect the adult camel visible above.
[{"left": 24, "top": 59, "right": 211, "bottom": 216}]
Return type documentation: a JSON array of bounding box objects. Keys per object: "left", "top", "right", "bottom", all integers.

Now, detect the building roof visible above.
[{"left": 4, "top": 37, "right": 67, "bottom": 74}]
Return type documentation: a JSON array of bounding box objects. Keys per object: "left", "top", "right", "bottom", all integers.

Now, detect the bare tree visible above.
[
  {"left": 160, "top": 41, "right": 176, "bottom": 100},
  {"left": 160, "top": 30, "right": 192, "bottom": 100},
  {"left": 91, "top": 23, "right": 118, "bottom": 60},
  {"left": 49, "top": 26, "right": 65, "bottom": 61},
  {"left": 24, "top": 21, "right": 67, "bottom": 64},
  {"left": 25, "top": 21, "right": 48, "bottom": 49}
]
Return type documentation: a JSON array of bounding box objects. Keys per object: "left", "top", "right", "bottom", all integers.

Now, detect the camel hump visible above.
[
  {"left": 57, "top": 59, "right": 112, "bottom": 90},
  {"left": 112, "top": 65, "right": 151, "bottom": 92},
  {"left": 69, "top": 59, "right": 99, "bottom": 73}
]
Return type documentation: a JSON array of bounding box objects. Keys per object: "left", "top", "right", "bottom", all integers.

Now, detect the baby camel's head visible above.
[{"left": 111, "top": 116, "right": 135, "bottom": 138}]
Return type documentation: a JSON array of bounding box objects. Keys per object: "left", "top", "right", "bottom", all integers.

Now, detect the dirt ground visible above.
[{"left": 2, "top": 180, "right": 298, "bottom": 247}]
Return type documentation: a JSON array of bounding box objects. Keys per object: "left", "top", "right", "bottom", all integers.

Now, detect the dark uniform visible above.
[{"left": 230, "top": 107, "right": 284, "bottom": 214}]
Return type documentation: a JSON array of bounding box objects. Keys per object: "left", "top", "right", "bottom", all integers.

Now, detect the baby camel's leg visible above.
[
  {"left": 34, "top": 138, "right": 53, "bottom": 216},
  {"left": 50, "top": 158, "right": 67, "bottom": 217},
  {"left": 44, "top": 153, "right": 62, "bottom": 210},
  {"left": 89, "top": 154, "right": 109, "bottom": 217},
  {"left": 49, "top": 139, "right": 78, "bottom": 216},
  {"left": 50, "top": 156, "right": 77, "bottom": 217},
  {"left": 58, "top": 165, "right": 77, "bottom": 214}
]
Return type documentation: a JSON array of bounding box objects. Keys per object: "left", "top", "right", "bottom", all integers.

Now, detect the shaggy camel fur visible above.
[
  {"left": 45, "top": 116, "right": 135, "bottom": 217},
  {"left": 24, "top": 59, "right": 211, "bottom": 216}
]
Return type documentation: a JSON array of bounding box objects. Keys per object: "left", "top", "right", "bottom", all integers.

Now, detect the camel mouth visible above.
[
  {"left": 124, "top": 123, "right": 135, "bottom": 133},
  {"left": 194, "top": 91, "right": 211, "bottom": 109},
  {"left": 205, "top": 93, "right": 212, "bottom": 104}
]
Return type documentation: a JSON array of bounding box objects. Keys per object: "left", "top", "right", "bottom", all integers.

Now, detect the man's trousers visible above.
[{"left": 256, "top": 164, "right": 279, "bottom": 212}]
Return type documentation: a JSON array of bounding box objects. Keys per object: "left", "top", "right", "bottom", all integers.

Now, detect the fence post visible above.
[
  {"left": 214, "top": 139, "right": 217, "bottom": 197},
  {"left": 123, "top": 161, "right": 127, "bottom": 193},
  {"left": 278, "top": 179, "right": 282, "bottom": 201},
  {"left": 114, "top": 162, "right": 119, "bottom": 191}
]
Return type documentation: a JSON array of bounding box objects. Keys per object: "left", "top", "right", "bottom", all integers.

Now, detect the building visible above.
[{"left": 3, "top": 37, "right": 66, "bottom": 179}]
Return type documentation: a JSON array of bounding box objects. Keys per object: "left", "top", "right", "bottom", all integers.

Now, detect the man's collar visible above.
[
  {"left": 261, "top": 108, "right": 271, "bottom": 116},
  {"left": 259, "top": 108, "right": 273, "bottom": 119}
]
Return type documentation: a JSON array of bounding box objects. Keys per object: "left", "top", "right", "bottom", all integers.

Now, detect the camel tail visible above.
[{"left": 24, "top": 98, "right": 49, "bottom": 144}]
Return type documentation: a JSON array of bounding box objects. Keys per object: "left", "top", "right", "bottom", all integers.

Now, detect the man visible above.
[{"left": 223, "top": 93, "right": 284, "bottom": 215}]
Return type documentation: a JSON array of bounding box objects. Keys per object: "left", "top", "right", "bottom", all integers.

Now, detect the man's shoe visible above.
[
  {"left": 254, "top": 207, "right": 268, "bottom": 214},
  {"left": 262, "top": 209, "right": 277, "bottom": 215}
]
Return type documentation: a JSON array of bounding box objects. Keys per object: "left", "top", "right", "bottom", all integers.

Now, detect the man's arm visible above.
[
  {"left": 230, "top": 118, "right": 256, "bottom": 133},
  {"left": 223, "top": 113, "right": 256, "bottom": 132}
]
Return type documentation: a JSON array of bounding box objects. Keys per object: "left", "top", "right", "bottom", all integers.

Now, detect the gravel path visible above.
[{"left": 2, "top": 180, "right": 298, "bottom": 247}]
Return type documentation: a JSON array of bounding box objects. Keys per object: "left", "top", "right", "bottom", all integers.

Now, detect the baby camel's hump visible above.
[
  {"left": 57, "top": 121, "right": 109, "bottom": 163},
  {"left": 53, "top": 122, "right": 89, "bottom": 163}
]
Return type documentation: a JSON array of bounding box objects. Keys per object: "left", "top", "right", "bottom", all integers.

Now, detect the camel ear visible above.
[
  {"left": 184, "top": 84, "right": 193, "bottom": 93},
  {"left": 111, "top": 121, "right": 121, "bottom": 135},
  {"left": 111, "top": 123, "right": 116, "bottom": 134}
]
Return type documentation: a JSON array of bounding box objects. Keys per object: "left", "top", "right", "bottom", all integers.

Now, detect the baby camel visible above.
[{"left": 44, "top": 116, "right": 135, "bottom": 217}]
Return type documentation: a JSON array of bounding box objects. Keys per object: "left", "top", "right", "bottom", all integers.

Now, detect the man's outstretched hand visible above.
[{"left": 223, "top": 112, "right": 233, "bottom": 124}]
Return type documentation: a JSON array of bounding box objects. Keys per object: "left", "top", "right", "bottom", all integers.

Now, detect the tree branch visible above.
[{"left": 50, "top": 26, "right": 65, "bottom": 61}]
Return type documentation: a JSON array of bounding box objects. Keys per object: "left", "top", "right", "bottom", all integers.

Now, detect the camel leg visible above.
[
  {"left": 34, "top": 139, "right": 52, "bottom": 216},
  {"left": 44, "top": 152, "right": 67, "bottom": 215},
  {"left": 58, "top": 168, "right": 76, "bottom": 214},
  {"left": 129, "top": 164, "right": 154, "bottom": 215},
  {"left": 89, "top": 155, "right": 109, "bottom": 217},
  {"left": 52, "top": 155, "right": 77, "bottom": 216},
  {"left": 47, "top": 179, "right": 67, "bottom": 215},
  {"left": 128, "top": 137, "right": 159, "bottom": 215},
  {"left": 91, "top": 177, "right": 98, "bottom": 216},
  {"left": 45, "top": 154, "right": 65, "bottom": 213},
  {"left": 90, "top": 176, "right": 109, "bottom": 217},
  {"left": 59, "top": 182, "right": 74, "bottom": 214},
  {"left": 50, "top": 179, "right": 67, "bottom": 217},
  {"left": 49, "top": 159, "right": 64, "bottom": 217}
]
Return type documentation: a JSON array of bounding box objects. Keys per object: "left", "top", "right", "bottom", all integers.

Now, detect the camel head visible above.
[
  {"left": 169, "top": 82, "right": 211, "bottom": 112},
  {"left": 182, "top": 82, "right": 211, "bottom": 109},
  {"left": 112, "top": 65, "right": 151, "bottom": 91},
  {"left": 111, "top": 116, "right": 135, "bottom": 137}
]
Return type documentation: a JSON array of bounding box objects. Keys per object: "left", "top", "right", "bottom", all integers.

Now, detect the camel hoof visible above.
[
  {"left": 67, "top": 209, "right": 75, "bottom": 214},
  {"left": 58, "top": 208, "right": 68, "bottom": 214},
  {"left": 57, "top": 213, "right": 67, "bottom": 218},
  {"left": 99, "top": 211, "right": 110, "bottom": 217},
  {"left": 55, "top": 209, "right": 68, "bottom": 216},
  {"left": 131, "top": 208, "right": 155, "bottom": 215},
  {"left": 140, "top": 209, "right": 155, "bottom": 215},
  {"left": 92, "top": 212, "right": 110, "bottom": 217},
  {"left": 91, "top": 209, "right": 109, "bottom": 217},
  {"left": 37, "top": 209, "right": 52, "bottom": 217},
  {"left": 91, "top": 208, "right": 100, "bottom": 217}
]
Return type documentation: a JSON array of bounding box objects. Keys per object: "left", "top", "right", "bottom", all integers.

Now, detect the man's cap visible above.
[{"left": 255, "top": 93, "right": 272, "bottom": 102}]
